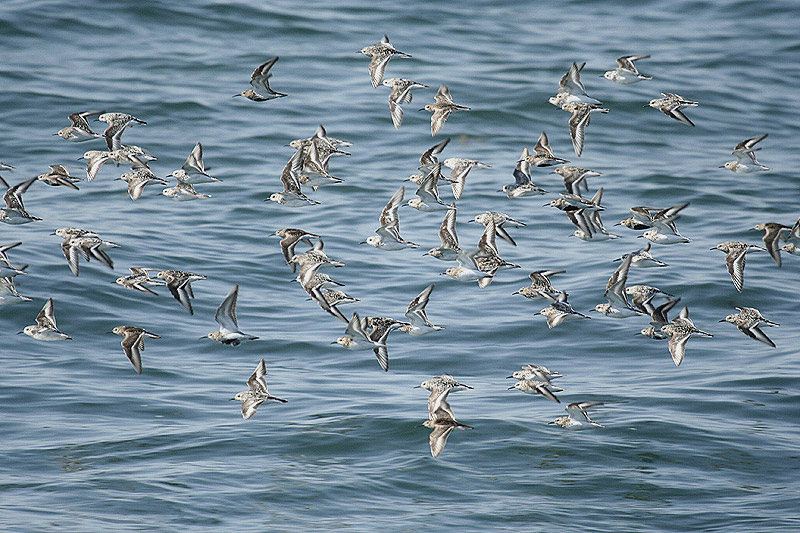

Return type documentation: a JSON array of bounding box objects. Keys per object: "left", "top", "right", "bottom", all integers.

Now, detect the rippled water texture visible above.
[{"left": 1, "top": 0, "right": 800, "bottom": 530}]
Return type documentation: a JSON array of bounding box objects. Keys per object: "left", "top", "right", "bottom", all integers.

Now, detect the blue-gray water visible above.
[{"left": 2, "top": 0, "right": 800, "bottom": 530}]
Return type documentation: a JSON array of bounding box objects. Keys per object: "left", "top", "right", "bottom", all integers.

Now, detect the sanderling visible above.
[
  {"left": 469, "top": 211, "right": 525, "bottom": 246},
  {"left": 0, "top": 276, "right": 32, "bottom": 305},
  {"left": 648, "top": 93, "right": 698, "bottom": 126},
  {"left": 58, "top": 231, "right": 120, "bottom": 277},
  {"left": 507, "top": 364, "right": 563, "bottom": 385},
  {"left": 0, "top": 242, "right": 27, "bottom": 278},
  {"left": 272, "top": 228, "right": 320, "bottom": 272},
  {"left": 593, "top": 255, "right": 643, "bottom": 318},
  {"left": 660, "top": 307, "right": 713, "bottom": 366},
  {"left": 538, "top": 291, "right": 590, "bottom": 328},
  {"left": 508, "top": 379, "right": 561, "bottom": 403},
  {"left": 298, "top": 262, "right": 349, "bottom": 323},
  {"left": 0, "top": 177, "right": 41, "bottom": 225},
  {"left": 418, "top": 137, "right": 451, "bottom": 173},
  {"left": 408, "top": 163, "right": 455, "bottom": 212},
  {"left": 161, "top": 180, "right": 210, "bottom": 201},
  {"left": 118, "top": 144, "right": 157, "bottom": 167},
  {"left": 36, "top": 165, "right": 82, "bottom": 190},
  {"left": 359, "top": 35, "right": 411, "bottom": 88},
  {"left": 320, "top": 288, "right": 359, "bottom": 307},
  {"left": 551, "top": 402, "right": 605, "bottom": 429},
  {"left": 470, "top": 220, "right": 521, "bottom": 287},
  {"left": 552, "top": 166, "right": 601, "bottom": 196},
  {"left": 296, "top": 141, "right": 344, "bottom": 191},
  {"left": 115, "top": 267, "right": 165, "bottom": 295},
  {"left": 156, "top": 270, "right": 206, "bottom": 315},
  {"left": 334, "top": 313, "right": 388, "bottom": 368},
  {"left": 512, "top": 269, "right": 565, "bottom": 300},
  {"left": 202, "top": 285, "right": 259, "bottom": 346},
  {"left": 363, "top": 186, "right": 419, "bottom": 250},
  {"left": 753, "top": 222, "right": 789, "bottom": 267},
  {"left": 424, "top": 209, "right": 461, "bottom": 261},
  {"left": 619, "top": 203, "right": 690, "bottom": 238},
  {"left": 625, "top": 284, "right": 674, "bottom": 315},
  {"left": 442, "top": 221, "right": 518, "bottom": 287},
  {"left": 168, "top": 142, "right": 220, "bottom": 184},
  {"left": 416, "top": 374, "right": 473, "bottom": 395},
  {"left": 289, "top": 124, "right": 352, "bottom": 153},
  {"left": 80, "top": 150, "right": 116, "bottom": 181},
  {"left": 555, "top": 188, "right": 605, "bottom": 212},
  {"left": 364, "top": 316, "right": 409, "bottom": 371},
  {"left": 0, "top": 162, "right": 13, "bottom": 173},
  {"left": 442, "top": 158, "right": 490, "bottom": 200},
  {"left": 549, "top": 62, "right": 602, "bottom": 107},
  {"left": 97, "top": 112, "right": 147, "bottom": 151},
  {"left": 232, "top": 358, "right": 287, "bottom": 419},
  {"left": 111, "top": 325, "right": 160, "bottom": 374},
  {"left": 711, "top": 241, "right": 766, "bottom": 292},
  {"left": 636, "top": 297, "right": 681, "bottom": 339},
  {"left": 116, "top": 167, "right": 168, "bottom": 201},
  {"left": 267, "top": 152, "right": 320, "bottom": 207},
  {"left": 566, "top": 193, "right": 620, "bottom": 241},
  {"left": 422, "top": 407, "right": 473, "bottom": 458},
  {"left": 523, "top": 132, "right": 569, "bottom": 167},
  {"left": 234, "top": 57, "right": 287, "bottom": 101},
  {"left": 639, "top": 228, "right": 690, "bottom": 245},
  {"left": 382, "top": 78, "right": 428, "bottom": 128},
  {"left": 422, "top": 84, "right": 470, "bottom": 136},
  {"left": 561, "top": 102, "right": 609, "bottom": 157},
  {"left": 614, "top": 242, "right": 669, "bottom": 268},
  {"left": 21, "top": 298, "right": 71, "bottom": 341},
  {"left": 602, "top": 54, "right": 651, "bottom": 84},
  {"left": 443, "top": 249, "right": 492, "bottom": 286},
  {"left": 290, "top": 239, "right": 345, "bottom": 269},
  {"left": 721, "top": 134, "right": 770, "bottom": 173},
  {"left": 500, "top": 167, "right": 548, "bottom": 198},
  {"left": 54, "top": 110, "right": 105, "bottom": 142},
  {"left": 720, "top": 306, "right": 779, "bottom": 348},
  {"left": 399, "top": 284, "right": 444, "bottom": 336}
]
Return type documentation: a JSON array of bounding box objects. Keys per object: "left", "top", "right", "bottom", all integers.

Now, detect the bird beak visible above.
[
  {"left": 496, "top": 189, "right": 504, "bottom": 193},
  {"left": 359, "top": 241, "right": 368, "bottom": 245},
  {"left": 232, "top": 94, "right": 241, "bottom": 98},
  {"left": 16, "top": 331, "right": 24, "bottom": 334},
  {"left": 718, "top": 319, "right": 727, "bottom": 322},
  {"left": 413, "top": 385, "right": 422, "bottom": 389},
  {"left": 418, "top": 108, "right": 426, "bottom": 111},
  {"left": 718, "top": 165, "right": 726, "bottom": 168},
  {"left": 505, "top": 375, "right": 515, "bottom": 379},
  {"left": 507, "top": 385, "right": 516, "bottom": 390},
  {"left": 330, "top": 341, "right": 338, "bottom": 345},
  {"left": 613, "top": 222, "right": 622, "bottom": 226},
  {"left": 511, "top": 290, "right": 519, "bottom": 295},
  {"left": 633, "top": 331, "right": 642, "bottom": 336},
  {"left": 229, "top": 397, "right": 237, "bottom": 401},
  {"left": 636, "top": 235, "right": 644, "bottom": 238},
  {"left": 422, "top": 252, "right": 429, "bottom": 256},
  {"left": 198, "top": 335, "right": 209, "bottom": 340}
]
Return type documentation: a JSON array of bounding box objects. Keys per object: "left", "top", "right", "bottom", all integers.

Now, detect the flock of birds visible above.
[{"left": 1, "top": 34, "right": 796, "bottom": 458}]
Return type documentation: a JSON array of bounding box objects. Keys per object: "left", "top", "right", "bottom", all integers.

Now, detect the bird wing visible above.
[
  {"left": 215, "top": 284, "right": 240, "bottom": 332},
  {"left": 379, "top": 186, "right": 405, "bottom": 228},
  {"left": 433, "top": 84, "right": 453, "bottom": 105},
  {"left": 121, "top": 330, "right": 144, "bottom": 374}
]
